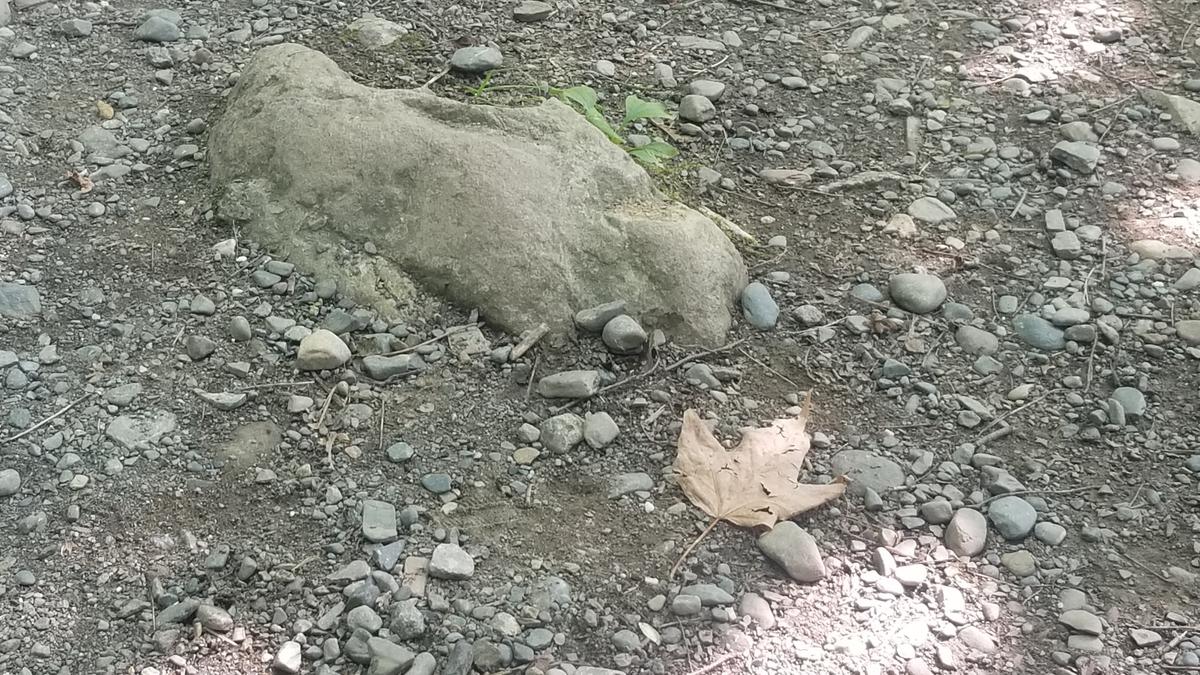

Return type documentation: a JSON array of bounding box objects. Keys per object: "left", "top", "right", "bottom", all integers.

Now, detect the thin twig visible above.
[
  {"left": 289, "top": 556, "right": 318, "bottom": 572},
  {"left": 0, "top": 393, "right": 93, "bottom": 445},
  {"left": 549, "top": 357, "right": 662, "bottom": 415},
  {"left": 146, "top": 572, "right": 158, "bottom": 632},
  {"left": 379, "top": 398, "right": 386, "bottom": 450},
  {"left": 665, "top": 336, "right": 752, "bottom": 372},
  {"left": 683, "top": 653, "right": 743, "bottom": 675},
  {"left": 382, "top": 326, "right": 468, "bottom": 357},
  {"left": 684, "top": 54, "right": 729, "bottom": 75},
  {"left": 716, "top": 186, "right": 781, "bottom": 208},
  {"left": 731, "top": 0, "right": 809, "bottom": 14},
  {"left": 739, "top": 348, "right": 801, "bottom": 389},
  {"left": 973, "top": 389, "right": 1064, "bottom": 438},
  {"left": 548, "top": 337, "right": 751, "bottom": 414},
  {"left": 314, "top": 385, "right": 338, "bottom": 431},
  {"left": 525, "top": 355, "right": 538, "bottom": 401},
  {"left": 978, "top": 485, "right": 1102, "bottom": 507},
  {"left": 1141, "top": 625, "right": 1200, "bottom": 631},
  {"left": 1008, "top": 189, "right": 1028, "bottom": 219},
  {"left": 1116, "top": 549, "right": 1168, "bottom": 581},
  {"left": 421, "top": 68, "right": 450, "bottom": 89},
  {"left": 975, "top": 425, "right": 1012, "bottom": 447},
  {"left": 237, "top": 380, "right": 314, "bottom": 391},
  {"left": 669, "top": 517, "right": 721, "bottom": 581}
]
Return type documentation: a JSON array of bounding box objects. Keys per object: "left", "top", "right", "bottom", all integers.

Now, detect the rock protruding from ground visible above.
[{"left": 210, "top": 44, "right": 746, "bottom": 345}]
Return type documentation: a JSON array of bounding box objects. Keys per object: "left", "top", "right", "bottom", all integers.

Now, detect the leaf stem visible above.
[{"left": 668, "top": 516, "right": 722, "bottom": 581}]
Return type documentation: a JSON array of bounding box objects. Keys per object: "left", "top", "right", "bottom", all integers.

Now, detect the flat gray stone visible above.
[
  {"left": 385, "top": 441, "right": 415, "bottom": 463},
  {"left": 831, "top": 450, "right": 905, "bottom": 497},
  {"left": 1050, "top": 230, "right": 1082, "bottom": 259},
  {"left": 362, "top": 500, "right": 398, "bottom": 543},
  {"left": 955, "top": 326, "right": 998, "bottom": 355},
  {"left": 1000, "top": 549, "right": 1037, "bottom": 576},
  {"left": 388, "top": 600, "right": 425, "bottom": 639},
  {"left": 195, "top": 390, "right": 248, "bottom": 411},
  {"left": 574, "top": 301, "right": 626, "bottom": 332},
  {"left": 105, "top": 411, "right": 178, "bottom": 449},
  {"left": 346, "top": 16, "right": 406, "bottom": 50},
  {"left": 0, "top": 468, "right": 20, "bottom": 497},
  {"left": 987, "top": 495, "right": 1037, "bottom": 540},
  {"left": 539, "top": 413, "right": 584, "bottom": 453},
  {"left": 889, "top": 273, "right": 947, "bottom": 313},
  {"left": 757, "top": 521, "right": 825, "bottom": 582},
  {"left": 583, "top": 412, "right": 619, "bottom": 449},
  {"left": 1111, "top": 387, "right": 1146, "bottom": 418},
  {"left": 1049, "top": 141, "right": 1100, "bottom": 173},
  {"left": 59, "top": 18, "right": 92, "bottom": 36},
  {"left": 1013, "top": 314, "right": 1065, "bottom": 351},
  {"left": 537, "top": 370, "right": 601, "bottom": 399},
  {"left": 1142, "top": 90, "right": 1200, "bottom": 137},
  {"left": 1059, "top": 609, "right": 1103, "bottom": 636},
  {"left": 196, "top": 604, "right": 233, "bottom": 632},
  {"left": 513, "top": 0, "right": 553, "bottom": 21},
  {"left": 134, "top": 15, "right": 180, "bottom": 42},
  {"left": 944, "top": 508, "right": 987, "bottom": 556},
  {"left": 1034, "top": 522, "right": 1067, "bottom": 546},
  {"left": 602, "top": 314, "right": 646, "bottom": 354},
  {"left": 678, "top": 94, "right": 716, "bottom": 123},
  {"left": 362, "top": 354, "right": 426, "bottom": 379},
  {"left": 741, "top": 282, "right": 779, "bottom": 330},
  {"left": 675, "top": 35, "right": 725, "bottom": 51},
  {"left": 0, "top": 283, "right": 41, "bottom": 319},
  {"left": 906, "top": 197, "right": 956, "bottom": 224},
  {"left": 1177, "top": 158, "right": 1200, "bottom": 183},
  {"left": 449, "top": 46, "right": 502, "bottom": 73},
  {"left": 608, "top": 472, "right": 652, "bottom": 498},
  {"left": 687, "top": 79, "right": 727, "bottom": 102},
  {"left": 158, "top": 599, "right": 200, "bottom": 624},
  {"left": 678, "top": 583, "right": 734, "bottom": 605},
  {"left": 273, "top": 641, "right": 302, "bottom": 674},
  {"left": 297, "top": 329, "right": 351, "bottom": 370},
  {"left": 429, "top": 543, "right": 474, "bottom": 580}
]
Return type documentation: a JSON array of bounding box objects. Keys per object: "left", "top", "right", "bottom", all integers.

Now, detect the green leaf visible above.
[
  {"left": 584, "top": 107, "right": 624, "bottom": 144},
  {"left": 466, "top": 70, "right": 495, "bottom": 97},
  {"left": 627, "top": 141, "right": 678, "bottom": 167},
  {"left": 556, "top": 85, "right": 600, "bottom": 112},
  {"left": 622, "top": 95, "right": 670, "bottom": 126}
]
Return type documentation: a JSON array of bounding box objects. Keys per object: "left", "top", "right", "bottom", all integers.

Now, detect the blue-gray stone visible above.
[
  {"left": 741, "top": 282, "right": 779, "bottom": 330},
  {"left": 1110, "top": 387, "right": 1146, "bottom": 419},
  {"left": 1013, "top": 314, "right": 1065, "bottom": 351},
  {"left": 889, "top": 273, "right": 947, "bottom": 314},
  {"left": 0, "top": 283, "right": 42, "bottom": 319},
  {"left": 134, "top": 15, "right": 181, "bottom": 42},
  {"left": 420, "top": 473, "right": 452, "bottom": 494},
  {"left": 385, "top": 441, "right": 415, "bottom": 463},
  {"left": 850, "top": 283, "right": 884, "bottom": 303},
  {"left": 987, "top": 495, "right": 1037, "bottom": 540},
  {"left": 450, "top": 46, "right": 502, "bottom": 73}
]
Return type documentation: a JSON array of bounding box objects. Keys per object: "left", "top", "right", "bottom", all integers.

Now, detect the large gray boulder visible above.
[{"left": 209, "top": 44, "right": 746, "bottom": 345}]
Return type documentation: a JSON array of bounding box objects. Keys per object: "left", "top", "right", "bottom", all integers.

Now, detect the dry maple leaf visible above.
[{"left": 674, "top": 406, "right": 846, "bottom": 529}]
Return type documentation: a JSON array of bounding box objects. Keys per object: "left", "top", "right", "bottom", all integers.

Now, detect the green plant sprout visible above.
[
  {"left": 549, "top": 85, "right": 679, "bottom": 169},
  {"left": 460, "top": 77, "right": 679, "bottom": 169}
]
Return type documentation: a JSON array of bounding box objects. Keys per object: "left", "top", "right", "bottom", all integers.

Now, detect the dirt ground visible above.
[{"left": 2, "top": 0, "right": 1200, "bottom": 673}]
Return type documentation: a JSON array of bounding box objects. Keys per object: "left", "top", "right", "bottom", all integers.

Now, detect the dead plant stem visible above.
[{"left": 669, "top": 517, "right": 721, "bottom": 581}]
